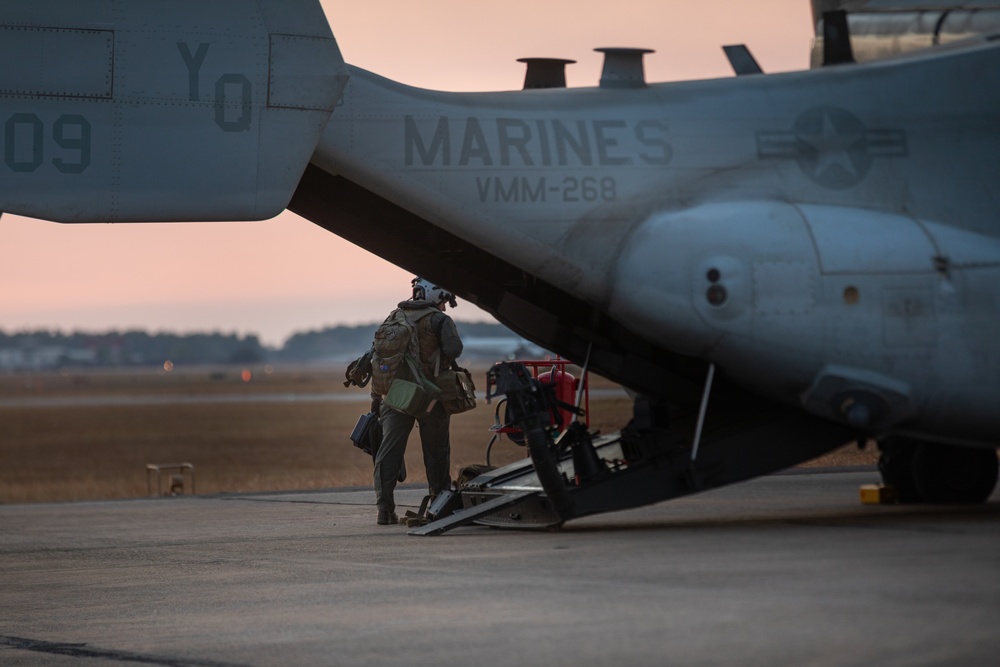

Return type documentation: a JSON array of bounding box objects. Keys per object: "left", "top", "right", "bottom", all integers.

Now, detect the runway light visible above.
[
  {"left": 241, "top": 368, "right": 252, "bottom": 383},
  {"left": 163, "top": 360, "right": 174, "bottom": 372}
]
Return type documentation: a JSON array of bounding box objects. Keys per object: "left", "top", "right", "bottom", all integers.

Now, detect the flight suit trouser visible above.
[{"left": 374, "top": 401, "right": 451, "bottom": 514}]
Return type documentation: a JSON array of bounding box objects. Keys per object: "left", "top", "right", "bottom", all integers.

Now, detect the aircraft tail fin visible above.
[{"left": 0, "top": 0, "right": 347, "bottom": 222}]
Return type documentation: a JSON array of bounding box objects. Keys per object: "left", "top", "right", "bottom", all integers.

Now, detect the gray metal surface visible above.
[
  {"left": 2, "top": 470, "right": 998, "bottom": 667},
  {"left": 311, "top": 44, "right": 1000, "bottom": 444}
]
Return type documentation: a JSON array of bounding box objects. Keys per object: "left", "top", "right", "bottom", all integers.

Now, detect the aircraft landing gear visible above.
[
  {"left": 877, "top": 438, "right": 921, "bottom": 503},
  {"left": 878, "top": 437, "right": 999, "bottom": 504}
]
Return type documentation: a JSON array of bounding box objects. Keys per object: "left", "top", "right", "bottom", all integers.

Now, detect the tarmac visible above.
[{"left": 2, "top": 469, "right": 998, "bottom": 667}]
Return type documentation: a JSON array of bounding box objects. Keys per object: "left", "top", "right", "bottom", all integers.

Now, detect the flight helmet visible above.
[{"left": 412, "top": 277, "right": 457, "bottom": 308}]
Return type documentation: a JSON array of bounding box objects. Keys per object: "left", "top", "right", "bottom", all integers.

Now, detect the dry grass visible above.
[{"left": 0, "top": 366, "right": 875, "bottom": 504}]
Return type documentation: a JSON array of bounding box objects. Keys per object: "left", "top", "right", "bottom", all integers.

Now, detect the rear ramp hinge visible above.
[{"left": 408, "top": 490, "right": 539, "bottom": 536}]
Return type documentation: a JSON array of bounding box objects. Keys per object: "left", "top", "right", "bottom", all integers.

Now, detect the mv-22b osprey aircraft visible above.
[{"left": 1, "top": 0, "right": 998, "bottom": 532}]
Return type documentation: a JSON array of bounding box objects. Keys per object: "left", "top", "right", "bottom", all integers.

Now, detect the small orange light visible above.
[{"left": 241, "top": 368, "right": 252, "bottom": 383}]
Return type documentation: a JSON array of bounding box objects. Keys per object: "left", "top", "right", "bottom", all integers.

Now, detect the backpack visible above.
[{"left": 370, "top": 307, "right": 437, "bottom": 395}]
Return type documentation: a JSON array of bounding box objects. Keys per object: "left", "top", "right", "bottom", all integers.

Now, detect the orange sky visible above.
[{"left": 0, "top": 1, "right": 815, "bottom": 347}]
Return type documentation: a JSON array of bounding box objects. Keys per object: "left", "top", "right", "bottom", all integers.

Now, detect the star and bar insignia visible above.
[{"left": 757, "top": 106, "right": 907, "bottom": 189}]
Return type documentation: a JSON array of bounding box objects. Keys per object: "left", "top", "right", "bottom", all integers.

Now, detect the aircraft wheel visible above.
[
  {"left": 912, "top": 442, "right": 998, "bottom": 504},
  {"left": 877, "top": 438, "right": 922, "bottom": 503}
]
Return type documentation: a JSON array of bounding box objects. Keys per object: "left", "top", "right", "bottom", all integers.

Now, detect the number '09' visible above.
[{"left": 4, "top": 113, "right": 91, "bottom": 174}]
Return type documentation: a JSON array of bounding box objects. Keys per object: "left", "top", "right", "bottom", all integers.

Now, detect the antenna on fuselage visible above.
[
  {"left": 595, "top": 47, "right": 654, "bottom": 88},
  {"left": 722, "top": 44, "right": 764, "bottom": 76},
  {"left": 518, "top": 57, "right": 576, "bottom": 89}
]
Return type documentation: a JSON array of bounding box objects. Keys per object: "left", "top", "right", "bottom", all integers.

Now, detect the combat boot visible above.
[{"left": 376, "top": 510, "right": 399, "bottom": 525}]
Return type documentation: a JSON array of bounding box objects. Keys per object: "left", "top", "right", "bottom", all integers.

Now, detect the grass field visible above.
[{"left": 0, "top": 365, "right": 877, "bottom": 503}]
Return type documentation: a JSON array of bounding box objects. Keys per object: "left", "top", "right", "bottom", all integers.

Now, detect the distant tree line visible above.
[
  {"left": 0, "top": 330, "right": 265, "bottom": 367},
  {"left": 277, "top": 320, "right": 520, "bottom": 363},
  {"left": 0, "top": 320, "right": 519, "bottom": 369}
]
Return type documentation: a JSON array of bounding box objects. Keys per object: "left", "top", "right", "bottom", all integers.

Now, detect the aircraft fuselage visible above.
[{"left": 312, "top": 44, "right": 1000, "bottom": 446}]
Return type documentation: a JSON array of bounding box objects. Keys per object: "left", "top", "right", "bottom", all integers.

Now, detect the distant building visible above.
[{"left": 0, "top": 344, "right": 97, "bottom": 372}]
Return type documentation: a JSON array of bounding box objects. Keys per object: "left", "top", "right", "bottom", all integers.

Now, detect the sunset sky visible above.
[{"left": 0, "top": 1, "right": 815, "bottom": 347}]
